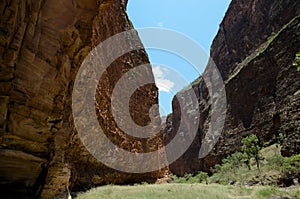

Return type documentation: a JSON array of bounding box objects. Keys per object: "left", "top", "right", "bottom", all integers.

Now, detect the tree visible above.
[{"left": 241, "top": 134, "right": 262, "bottom": 170}]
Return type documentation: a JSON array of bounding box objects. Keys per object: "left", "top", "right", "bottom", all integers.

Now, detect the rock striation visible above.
[
  {"left": 164, "top": 0, "right": 300, "bottom": 176},
  {"left": 0, "top": 0, "right": 164, "bottom": 198}
]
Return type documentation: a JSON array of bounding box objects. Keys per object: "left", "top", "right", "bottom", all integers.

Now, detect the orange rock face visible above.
[{"left": 0, "top": 0, "right": 165, "bottom": 198}]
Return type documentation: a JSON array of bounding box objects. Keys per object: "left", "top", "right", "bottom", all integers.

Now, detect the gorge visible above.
[{"left": 0, "top": 0, "right": 299, "bottom": 198}]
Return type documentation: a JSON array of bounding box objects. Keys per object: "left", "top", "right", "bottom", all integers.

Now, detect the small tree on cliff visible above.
[{"left": 241, "top": 134, "right": 262, "bottom": 170}]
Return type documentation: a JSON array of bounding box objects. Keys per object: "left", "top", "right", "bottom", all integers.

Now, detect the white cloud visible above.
[
  {"left": 152, "top": 66, "right": 164, "bottom": 78},
  {"left": 156, "top": 79, "right": 175, "bottom": 92},
  {"left": 153, "top": 66, "right": 174, "bottom": 92},
  {"left": 157, "top": 22, "right": 164, "bottom": 27}
]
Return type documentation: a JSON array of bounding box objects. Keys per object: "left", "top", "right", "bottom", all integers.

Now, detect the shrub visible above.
[
  {"left": 185, "top": 172, "right": 209, "bottom": 184},
  {"left": 196, "top": 172, "right": 209, "bottom": 184},
  {"left": 209, "top": 165, "right": 231, "bottom": 185},
  {"left": 170, "top": 173, "right": 187, "bottom": 183},
  {"left": 223, "top": 152, "right": 244, "bottom": 173},
  {"left": 209, "top": 152, "right": 244, "bottom": 184},
  {"left": 266, "top": 154, "right": 285, "bottom": 170},
  {"left": 241, "top": 134, "right": 262, "bottom": 170},
  {"left": 170, "top": 172, "right": 209, "bottom": 184},
  {"left": 282, "top": 154, "right": 300, "bottom": 179}
]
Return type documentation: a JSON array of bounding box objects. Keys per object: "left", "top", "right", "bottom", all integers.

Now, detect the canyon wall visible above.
[
  {"left": 164, "top": 0, "right": 300, "bottom": 176},
  {"left": 0, "top": 0, "right": 164, "bottom": 198}
]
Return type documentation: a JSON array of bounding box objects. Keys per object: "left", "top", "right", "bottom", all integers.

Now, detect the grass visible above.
[
  {"left": 76, "top": 183, "right": 299, "bottom": 199},
  {"left": 76, "top": 144, "right": 300, "bottom": 199}
]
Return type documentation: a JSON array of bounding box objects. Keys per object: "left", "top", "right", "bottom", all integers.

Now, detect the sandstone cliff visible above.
[
  {"left": 0, "top": 0, "right": 164, "bottom": 198},
  {"left": 164, "top": 0, "right": 300, "bottom": 176}
]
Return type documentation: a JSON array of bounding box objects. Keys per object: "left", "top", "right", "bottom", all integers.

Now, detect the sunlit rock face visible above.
[
  {"left": 0, "top": 0, "right": 165, "bottom": 197},
  {"left": 164, "top": 0, "right": 300, "bottom": 176}
]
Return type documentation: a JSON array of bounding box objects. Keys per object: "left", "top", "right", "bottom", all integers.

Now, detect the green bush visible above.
[
  {"left": 209, "top": 166, "right": 231, "bottom": 185},
  {"left": 185, "top": 172, "right": 209, "bottom": 184},
  {"left": 196, "top": 172, "right": 209, "bottom": 184},
  {"left": 282, "top": 154, "right": 300, "bottom": 178},
  {"left": 266, "top": 154, "right": 285, "bottom": 170},
  {"left": 170, "top": 172, "right": 209, "bottom": 184},
  {"left": 209, "top": 152, "right": 244, "bottom": 184},
  {"left": 170, "top": 173, "right": 187, "bottom": 183},
  {"left": 223, "top": 152, "right": 243, "bottom": 173}
]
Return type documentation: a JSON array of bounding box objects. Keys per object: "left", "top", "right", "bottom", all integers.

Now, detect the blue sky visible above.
[{"left": 127, "top": 0, "right": 231, "bottom": 116}]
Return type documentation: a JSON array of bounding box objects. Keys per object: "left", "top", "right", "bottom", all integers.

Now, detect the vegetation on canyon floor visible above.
[
  {"left": 209, "top": 144, "right": 300, "bottom": 187},
  {"left": 77, "top": 135, "right": 300, "bottom": 199},
  {"left": 76, "top": 183, "right": 300, "bottom": 199},
  {"left": 169, "top": 139, "right": 299, "bottom": 188}
]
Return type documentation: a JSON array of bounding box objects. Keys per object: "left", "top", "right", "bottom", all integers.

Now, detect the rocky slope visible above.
[
  {"left": 0, "top": 0, "right": 164, "bottom": 198},
  {"left": 164, "top": 0, "right": 300, "bottom": 176}
]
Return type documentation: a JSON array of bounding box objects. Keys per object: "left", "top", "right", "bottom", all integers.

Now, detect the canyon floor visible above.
[
  {"left": 77, "top": 144, "right": 300, "bottom": 199},
  {"left": 76, "top": 183, "right": 300, "bottom": 199}
]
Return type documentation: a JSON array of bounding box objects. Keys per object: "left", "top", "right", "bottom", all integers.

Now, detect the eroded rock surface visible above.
[
  {"left": 164, "top": 0, "right": 300, "bottom": 176},
  {"left": 0, "top": 0, "right": 165, "bottom": 198}
]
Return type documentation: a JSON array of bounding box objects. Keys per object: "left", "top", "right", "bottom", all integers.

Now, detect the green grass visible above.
[
  {"left": 76, "top": 183, "right": 299, "bottom": 199},
  {"left": 76, "top": 144, "right": 300, "bottom": 199}
]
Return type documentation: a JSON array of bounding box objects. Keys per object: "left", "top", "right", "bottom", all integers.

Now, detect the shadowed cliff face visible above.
[
  {"left": 164, "top": 0, "right": 300, "bottom": 176},
  {"left": 0, "top": 0, "right": 164, "bottom": 198},
  {"left": 212, "top": 0, "right": 300, "bottom": 80}
]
